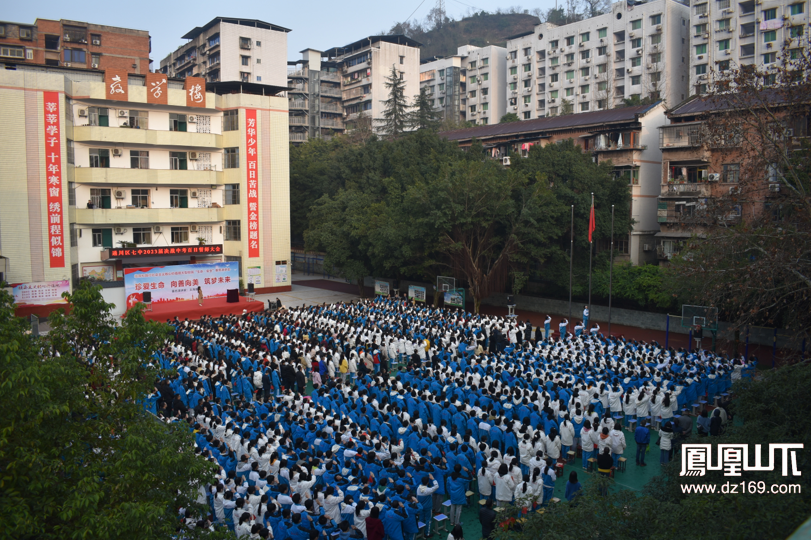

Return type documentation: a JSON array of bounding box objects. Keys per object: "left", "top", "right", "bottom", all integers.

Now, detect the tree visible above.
[
  {"left": 592, "top": 263, "right": 676, "bottom": 310},
  {"left": 621, "top": 94, "right": 657, "bottom": 108},
  {"left": 408, "top": 86, "right": 442, "bottom": 131},
  {"left": 666, "top": 40, "right": 811, "bottom": 346},
  {"left": 500, "top": 112, "right": 521, "bottom": 123},
  {"left": 560, "top": 98, "right": 574, "bottom": 116},
  {"left": 376, "top": 66, "right": 410, "bottom": 139},
  {"left": 0, "top": 282, "right": 222, "bottom": 539},
  {"left": 581, "top": 0, "right": 609, "bottom": 18}
]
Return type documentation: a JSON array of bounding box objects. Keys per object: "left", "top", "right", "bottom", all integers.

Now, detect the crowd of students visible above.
[{"left": 147, "top": 296, "right": 748, "bottom": 539}]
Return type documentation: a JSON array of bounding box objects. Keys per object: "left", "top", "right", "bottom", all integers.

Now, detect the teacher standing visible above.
[{"left": 197, "top": 286, "right": 203, "bottom": 306}]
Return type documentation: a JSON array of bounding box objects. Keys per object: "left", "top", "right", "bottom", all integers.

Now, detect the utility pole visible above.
[{"left": 436, "top": 0, "right": 446, "bottom": 28}]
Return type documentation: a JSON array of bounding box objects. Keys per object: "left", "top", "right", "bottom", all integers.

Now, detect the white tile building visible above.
[
  {"left": 506, "top": 0, "right": 690, "bottom": 119},
  {"left": 419, "top": 54, "right": 465, "bottom": 124},
  {"left": 463, "top": 45, "right": 508, "bottom": 125}
]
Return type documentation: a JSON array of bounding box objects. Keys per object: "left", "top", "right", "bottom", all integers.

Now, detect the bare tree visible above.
[
  {"left": 596, "top": 65, "right": 615, "bottom": 110},
  {"left": 581, "top": 0, "right": 610, "bottom": 18}
]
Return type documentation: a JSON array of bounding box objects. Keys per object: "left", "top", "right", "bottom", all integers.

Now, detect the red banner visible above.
[
  {"left": 245, "top": 109, "right": 260, "bottom": 258},
  {"left": 43, "top": 92, "right": 65, "bottom": 268},
  {"left": 108, "top": 245, "right": 223, "bottom": 258}
]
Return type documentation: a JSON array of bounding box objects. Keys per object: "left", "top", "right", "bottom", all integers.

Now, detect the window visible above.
[
  {"left": 550, "top": 40, "right": 558, "bottom": 48},
  {"left": 566, "top": 70, "right": 574, "bottom": 80},
  {"left": 169, "top": 113, "right": 187, "bottom": 132},
  {"left": 763, "top": 8, "right": 777, "bottom": 20},
  {"left": 695, "top": 3, "right": 708, "bottom": 15},
  {"left": 597, "top": 81, "right": 607, "bottom": 92},
  {"left": 723, "top": 163, "right": 740, "bottom": 183},
  {"left": 482, "top": 73, "right": 489, "bottom": 81},
  {"left": 89, "top": 148, "right": 110, "bottom": 168},
  {"left": 225, "top": 220, "right": 241, "bottom": 241},
  {"left": 128, "top": 110, "right": 148, "bottom": 129},
  {"left": 717, "top": 19, "right": 730, "bottom": 31},
  {"left": 241, "top": 72, "right": 251, "bottom": 82},
  {"left": 651, "top": 72, "right": 662, "bottom": 83},
  {"left": 68, "top": 181, "right": 76, "bottom": 206},
  {"left": 696, "top": 64, "right": 708, "bottom": 75},
  {"left": 256, "top": 40, "right": 261, "bottom": 47},
  {"left": 63, "top": 49, "right": 86, "bottom": 63},
  {"left": 522, "top": 79, "right": 531, "bottom": 88},
  {"left": 580, "top": 102, "right": 590, "bottom": 112},
  {"left": 90, "top": 189, "right": 111, "bottom": 209},
  {"left": 580, "top": 84, "right": 590, "bottom": 94},
  {"left": 598, "top": 28, "right": 607, "bottom": 38},
  {"left": 208, "top": 34, "right": 220, "bottom": 47},
  {"left": 131, "top": 227, "right": 151, "bottom": 245},
  {"left": 597, "top": 46, "right": 607, "bottom": 56},
  {"left": 718, "top": 39, "right": 731, "bottom": 51},
  {"left": 1, "top": 46, "right": 25, "bottom": 58},
  {"left": 790, "top": 49, "right": 802, "bottom": 59},
  {"left": 224, "top": 184, "right": 240, "bottom": 205},
  {"left": 482, "top": 103, "right": 489, "bottom": 111},
  {"left": 718, "top": 60, "right": 730, "bottom": 71},
  {"left": 91, "top": 53, "right": 100, "bottom": 66},
  {"left": 631, "top": 38, "right": 642, "bottom": 48},
  {"left": 790, "top": 3, "right": 804, "bottom": 15},
  {"left": 171, "top": 226, "right": 189, "bottom": 244},
  {"left": 19, "top": 26, "right": 32, "bottom": 39},
  {"left": 598, "top": 99, "right": 606, "bottom": 109},
  {"left": 695, "top": 23, "right": 708, "bottom": 34},
  {"left": 631, "top": 75, "right": 641, "bottom": 85},
  {"left": 741, "top": 44, "right": 755, "bottom": 57},
  {"left": 763, "top": 30, "right": 776, "bottom": 43},
  {"left": 88, "top": 107, "right": 109, "bottom": 127},
  {"left": 695, "top": 44, "right": 708, "bottom": 55},
  {"left": 763, "top": 52, "right": 777, "bottom": 64},
  {"left": 523, "top": 95, "right": 531, "bottom": 104},
  {"left": 469, "top": 90, "right": 477, "bottom": 98},
  {"left": 790, "top": 26, "right": 804, "bottom": 38},
  {"left": 66, "top": 140, "right": 75, "bottom": 165},
  {"left": 581, "top": 67, "right": 590, "bottom": 76},
  {"left": 581, "top": 32, "right": 590, "bottom": 42},
  {"left": 170, "top": 152, "right": 187, "bottom": 171},
  {"left": 522, "top": 47, "right": 531, "bottom": 56},
  {"left": 510, "top": 66, "right": 518, "bottom": 76},
  {"left": 482, "top": 57, "right": 489, "bottom": 66},
  {"left": 650, "top": 14, "right": 662, "bottom": 25},
  {"left": 222, "top": 109, "right": 239, "bottom": 131},
  {"left": 92, "top": 228, "right": 113, "bottom": 248},
  {"left": 740, "top": 1, "right": 755, "bottom": 14},
  {"left": 651, "top": 34, "right": 662, "bottom": 45},
  {"left": 696, "top": 83, "right": 708, "bottom": 94},
  {"left": 565, "top": 36, "right": 575, "bottom": 46},
  {"left": 130, "top": 150, "right": 149, "bottom": 169},
  {"left": 399, "top": 55, "right": 405, "bottom": 65},
  {"left": 615, "top": 50, "right": 625, "bottom": 61},
  {"left": 616, "top": 68, "right": 625, "bottom": 78},
  {"left": 550, "top": 73, "right": 559, "bottom": 82},
  {"left": 523, "top": 112, "right": 531, "bottom": 119},
  {"left": 565, "top": 53, "right": 575, "bottom": 63},
  {"left": 239, "top": 37, "right": 251, "bottom": 49},
  {"left": 550, "top": 90, "right": 560, "bottom": 99},
  {"left": 468, "top": 60, "right": 476, "bottom": 69},
  {"left": 650, "top": 53, "right": 662, "bottom": 63},
  {"left": 581, "top": 50, "right": 590, "bottom": 60},
  {"left": 509, "top": 82, "right": 517, "bottom": 91},
  {"left": 481, "top": 118, "right": 488, "bottom": 125},
  {"left": 523, "top": 63, "right": 532, "bottom": 72},
  {"left": 631, "top": 57, "right": 641, "bottom": 67},
  {"left": 169, "top": 189, "right": 189, "bottom": 209},
  {"left": 597, "top": 63, "right": 607, "bottom": 73},
  {"left": 45, "top": 35, "right": 59, "bottom": 50},
  {"left": 127, "top": 188, "right": 148, "bottom": 208},
  {"left": 631, "top": 19, "right": 642, "bottom": 30},
  {"left": 469, "top": 105, "right": 477, "bottom": 113},
  {"left": 565, "top": 87, "right": 574, "bottom": 97},
  {"left": 241, "top": 55, "right": 250, "bottom": 66}
]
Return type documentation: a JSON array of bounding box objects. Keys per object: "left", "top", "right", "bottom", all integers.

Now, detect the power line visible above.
[
  {"left": 448, "top": 0, "right": 484, "bottom": 12},
  {"left": 404, "top": 0, "right": 430, "bottom": 24}
]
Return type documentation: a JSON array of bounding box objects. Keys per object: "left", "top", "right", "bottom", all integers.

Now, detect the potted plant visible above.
[{"left": 197, "top": 237, "right": 206, "bottom": 245}]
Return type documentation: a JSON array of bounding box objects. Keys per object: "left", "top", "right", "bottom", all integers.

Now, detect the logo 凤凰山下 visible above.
[{"left": 680, "top": 443, "right": 803, "bottom": 477}]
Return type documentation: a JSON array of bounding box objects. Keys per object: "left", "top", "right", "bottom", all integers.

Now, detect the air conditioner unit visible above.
[
  {"left": 656, "top": 25, "right": 662, "bottom": 32},
  {"left": 525, "top": 55, "right": 531, "bottom": 60},
  {"left": 511, "top": 58, "right": 516, "bottom": 64},
  {"left": 586, "top": 58, "right": 591, "bottom": 63},
  {"left": 756, "top": 18, "right": 762, "bottom": 23},
  {"left": 729, "top": 186, "right": 740, "bottom": 194},
  {"left": 187, "top": 115, "right": 197, "bottom": 123},
  {"left": 114, "top": 227, "right": 126, "bottom": 235},
  {"left": 627, "top": 68, "right": 633, "bottom": 73},
  {"left": 579, "top": 42, "right": 584, "bottom": 47},
  {"left": 512, "top": 75, "right": 518, "bottom": 80},
  {"left": 699, "top": 13, "right": 707, "bottom": 18},
  {"left": 767, "top": 42, "right": 773, "bottom": 48},
  {"left": 782, "top": 14, "right": 790, "bottom": 20},
  {"left": 647, "top": 64, "right": 654, "bottom": 69},
  {"left": 786, "top": 128, "right": 794, "bottom": 137},
  {"left": 636, "top": 48, "right": 643, "bottom": 55},
  {"left": 64, "top": 34, "right": 70, "bottom": 41},
  {"left": 727, "top": 26, "right": 735, "bottom": 32},
  {"left": 190, "top": 224, "right": 199, "bottom": 233},
  {"left": 512, "top": 106, "right": 518, "bottom": 110},
  {"left": 769, "top": 183, "right": 780, "bottom": 192},
  {"left": 92, "top": 39, "right": 101, "bottom": 46},
  {"left": 652, "top": 44, "right": 659, "bottom": 51},
  {"left": 114, "top": 190, "right": 125, "bottom": 199},
  {"left": 65, "top": 63, "right": 71, "bottom": 67},
  {"left": 698, "top": 74, "right": 707, "bottom": 80},
  {"left": 112, "top": 148, "right": 122, "bottom": 157},
  {"left": 725, "top": 49, "right": 732, "bottom": 55},
  {"left": 708, "top": 173, "right": 720, "bottom": 182},
  {"left": 698, "top": 55, "right": 705, "bottom": 60},
  {"left": 550, "top": 98, "right": 556, "bottom": 103},
  {"left": 91, "top": 63, "right": 99, "bottom": 69},
  {"left": 643, "top": 243, "right": 652, "bottom": 252},
  {"left": 559, "top": 48, "right": 565, "bottom": 52},
  {"left": 118, "top": 110, "right": 128, "bottom": 117},
  {"left": 189, "top": 151, "right": 199, "bottom": 160},
  {"left": 550, "top": 83, "right": 555, "bottom": 87},
  {"left": 153, "top": 225, "right": 162, "bottom": 233},
  {"left": 600, "top": 38, "right": 605, "bottom": 44},
  {"left": 502, "top": 156, "right": 511, "bottom": 166},
  {"left": 78, "top": 108, "right": 88, "bottom": 117},
  {"left": 629, "top": 32, "right": 636, "bottom": 38}
]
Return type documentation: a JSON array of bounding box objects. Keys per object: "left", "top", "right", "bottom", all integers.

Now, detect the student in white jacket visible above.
[
  {"left": 558, "top": 416, "right": 575, "bottom": 458},
  {"left": 609, "top": 423, "right": 627, "bottom": 468},
  {"left": 494, "top": 464, "right": 517, "bottom": 507},
  {"left": 514, "top": 475, "right": 535, "bottom": 513},
  {"left": 477, "top": 465, "right": 495, "bottom": 500}
]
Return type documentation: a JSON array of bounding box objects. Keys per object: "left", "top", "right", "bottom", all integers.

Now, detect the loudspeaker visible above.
[
  {"left": 226, "top": 288, "right": 239, "bottom": 303},
  {"left": 247, "top": 283, "right": 255, "bottom": 294},
  {"left": 506, "top": 295, "right": 514, "bottom": 305},
  {"left": 143, "top": 291, "right": 152, "bottom": 303}
]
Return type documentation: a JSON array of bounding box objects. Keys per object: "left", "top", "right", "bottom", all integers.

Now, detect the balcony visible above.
[
  {"left": 322, "top": 72, "right": 340, "bottom": 82},
  {"left": 289, "top": 101, "right": 307, "bottom": 110},
  {"left": 660, "top": 183, "right": 713, "bottom": 197},
  {"left": 288, "top": 69, "right": 307, "bottom": 78},
  {"left": 320, "top": 86, "right": 342, "bottom": 98},
  {"left": 321, "top": 118, "right": 344, "bottom": 129},
  {"left": 290, "top": 132, "right": 309, "bottom": 142},
  {"left": 74, "top": 168, "right": 222, "bottom": 186},
  {"left": 660, "top": 124, "right": 703, "bottom": 148},
  {"left": 289, "top": 116, "right": 308, "bottom": 125},
  {"left": 73, "top": 206, "right": 224, "bottom": 226},
  {"left": 321, "top": 103, "right": 342, "bottom": 113},
  {"left": 73, "top": 126, "right": 221, "bottom": 149}
]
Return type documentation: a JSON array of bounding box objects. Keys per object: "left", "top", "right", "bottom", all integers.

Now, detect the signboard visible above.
[
  {"left": 82, "top": 264, "right": 115, "bottom": 281},
  {"left": 12, "top": 280, "right": 70, "bottom": 305},
  {"left": 245, "top": 109, "right": 260, "bottom": 258},
  {"left": 408, "top": 285, "right": 427, "bottom": 303},
  {"left": 146, "top": 72, "right": 168, "bottom": 105},
  {"left": 43, "top": 91, "right": 65, "bottom": 268},
  {"left": 375, "top": 281, "right": 390, "bottom": 296},
  {"left": 123, "top": 261, "right": 238, "bottom": 309},
  {"left": 104, "top": 69, "right": 129, "bottom": 102},
  {"left": 247, "top": 266, "right": 262, "bottom": 285},
  {"left": 444, "top": 289, "right": 465, "bottom": 308},
  {"left": 275, "top": 261, "right": 288, "bottom": 284},
  {"left": 108, "top": 244, "right": 223, "bottom": 258},
  {"left": 185, "top": 76, "right": 206, "bottom": 108}
]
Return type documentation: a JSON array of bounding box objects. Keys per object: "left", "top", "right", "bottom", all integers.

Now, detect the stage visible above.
[{"left": 129, "top": 296, "right": 265, "bottom": 322}]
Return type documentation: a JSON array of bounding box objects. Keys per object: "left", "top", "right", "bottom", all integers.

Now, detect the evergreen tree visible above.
[
  {"left": 377, "top": 66, "right": 410, "bottom": 138},
  {"left": 500, "top": 112, "right": 521, "bottom": 123},
  {"left": 408, "top": 86, "right": 442, "bottom": 131}
]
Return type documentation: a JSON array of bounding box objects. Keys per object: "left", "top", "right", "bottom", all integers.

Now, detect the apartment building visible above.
[
  {"left": 441, "top": 102, "right": 668, "bottom": 264},
  {"left": 464, "top": 45, "right": 508, "bottom": 125},
  {"left": 0, "top": 63, "right": 291, "bottom": 313},
  {"left": 287, "top": 49, "right": 345, "bottom": 144},
  {"left": 322, "top": 35, "right": 421, "bottom": 132},
  {"left": 689, "top": 0, "right": 809, "bottom": 94},
  {"left": 506, "top": 0, "right": 690, "bottom": 120},
  {"left": 159, "top": 17, "right": 289, "bottom": 86},
  {"left": 0, "top": 19, "right": 150, "bottom": 73},
  {"left": 419, "top": 53, "right": 466, "bottom": 124}
]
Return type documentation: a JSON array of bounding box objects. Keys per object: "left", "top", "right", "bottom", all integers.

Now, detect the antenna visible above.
[{"left": 436, "top": 0, "right": 446, "bottom": 29}]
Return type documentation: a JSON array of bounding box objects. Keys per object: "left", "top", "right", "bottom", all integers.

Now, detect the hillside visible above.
[{"left": 410, "top": 13, "right": 540, "bottom": 60}]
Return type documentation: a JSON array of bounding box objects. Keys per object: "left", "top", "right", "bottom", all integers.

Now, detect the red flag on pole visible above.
[{"left": 588, "top": 196, "right": 596, "bottom": 243}]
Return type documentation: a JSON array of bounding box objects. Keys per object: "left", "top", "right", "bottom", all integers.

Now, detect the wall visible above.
[
  {"left": 100, "top": 285, "right": 126, "bottom": 318},
  {"left": 220, "top": 23, "right": 287, "bottom": 86}
]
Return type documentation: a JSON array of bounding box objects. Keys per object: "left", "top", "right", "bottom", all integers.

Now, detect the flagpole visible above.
[
  {"left": 588, "top": 193, "right": 593, "bottom": 317},
  {"left": 568, "top": 204, "right": 573, "bottom": 320},
  {"left": 608, "top": 205, "right": 615, "bottom": 338}
]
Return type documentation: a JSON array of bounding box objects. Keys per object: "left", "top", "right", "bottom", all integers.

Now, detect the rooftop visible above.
[
  {"left": 323, "top": 35, "right": 422, "bottom": 59},
  {"left": 180, "top": 17, "right": 291, "bottom": 40}
]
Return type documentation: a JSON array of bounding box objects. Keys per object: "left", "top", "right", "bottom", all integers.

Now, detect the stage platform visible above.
[{"left": 130, "top": 296, "right": 265, "bottom": 322}]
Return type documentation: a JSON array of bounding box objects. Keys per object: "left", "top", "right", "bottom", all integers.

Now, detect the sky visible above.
[{"left": 5, "top": 0, "right": 550, "bottom": 65}]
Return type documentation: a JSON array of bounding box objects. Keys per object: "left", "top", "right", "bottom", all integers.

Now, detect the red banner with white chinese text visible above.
[
  {"left": 245, "top": 109, "right": 259, "bottom": 258},
  {"left": 43, "top": 92, "right": 64, "bottom": 268}
]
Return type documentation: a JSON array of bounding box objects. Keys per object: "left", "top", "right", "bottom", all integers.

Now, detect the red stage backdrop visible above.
[{"left": 123, "top": 262, "right": 239, "bottom": 309}]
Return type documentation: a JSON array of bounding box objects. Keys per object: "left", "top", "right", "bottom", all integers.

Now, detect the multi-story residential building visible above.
[
  {"left": 0, "top": 18, "right": 150, "bottom": 73},
  {"left": 159, "top": 17, "right": 289, "bottom": 86},
  {"left": 0, "top": 63, "right": 291, "bottom": 315},
  {"left": 287, "top": 49, "right": 345, "bottom": 144},
  {"left": 688, "top": 0, "right": 809, "bottom": 94},
  {"left": 440, "top": 102, "right": 668, "bottom": 264},
  {"left": 322, "top": 35, "right": 421, "bottom": 132},
  {"left": 506, "top": 0, "right": 690, "bottom": 119},
  {"left": 419, "top": 53, "right": 466, "bottom": 124},
  {"left": 464, "top": 45, "right": 508, "bottom": 125}
]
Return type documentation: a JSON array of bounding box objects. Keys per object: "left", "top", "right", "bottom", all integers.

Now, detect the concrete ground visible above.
[{"left": 252, "top": 273, "right": 360, "bottom": 309}]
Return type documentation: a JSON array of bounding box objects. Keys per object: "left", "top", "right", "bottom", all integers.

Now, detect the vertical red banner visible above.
[
  {"left": 245, "top": 109, "right": 260, "bottom": 259},
  {"left": 43, "top": 91, "right": 65, "bottom": 268}
]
